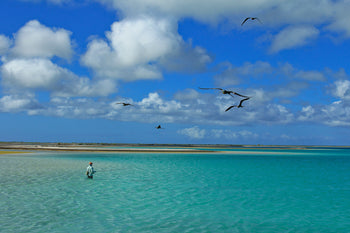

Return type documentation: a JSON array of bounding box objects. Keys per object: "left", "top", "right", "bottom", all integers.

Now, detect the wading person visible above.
[{"left": 86, "top": 162, "right": 95, "bottom": 179}]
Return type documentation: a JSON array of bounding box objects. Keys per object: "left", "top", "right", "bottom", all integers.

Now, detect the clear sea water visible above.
[{"left": 1, "top": 148, "right": 350, "bottom": 233}]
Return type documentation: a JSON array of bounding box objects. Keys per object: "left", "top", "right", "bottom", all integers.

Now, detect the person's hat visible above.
[{"left": 89, "top": 162, "right": 93, "bottom": 165}]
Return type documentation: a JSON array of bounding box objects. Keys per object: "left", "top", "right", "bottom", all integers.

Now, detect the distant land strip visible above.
[
  {"left": 0, "top": 142, "right": 349, "bottom": 153},
  {"left": 0, "top": 144, "right": 217, "bottom": 153}
]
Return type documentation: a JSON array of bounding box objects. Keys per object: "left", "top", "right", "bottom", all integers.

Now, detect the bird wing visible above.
[
  {"left": 233, "top": 92, "right": 249, "bottom": 98},
  {"left": 116, "top": 102, "right": 132, "bottom": 106},
  {"left": 225, "top": 105, "right": 236, "bottom": 112},
  {"left": 241, "top": 17, "right": 250, "bottom": 26},
  {"left": 238, "top": 97, "right": 250, "bottom": 107},
  {"left": 254, "top": 17, "right": 262, "bottom": 24}
]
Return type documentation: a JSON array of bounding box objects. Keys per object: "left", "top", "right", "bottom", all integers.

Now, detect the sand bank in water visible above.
[
  {"left": 0, "top": 144, "right": 215, "bottom": 154},
  {"left": 0, "top": 144, "right": 311, "bottom": 155}
]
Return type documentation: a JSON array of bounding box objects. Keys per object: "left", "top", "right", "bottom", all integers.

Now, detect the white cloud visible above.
[
  {"left": 95, "top": 0, "right": 350, "bottom": 39},
  {"left": 82, "top": 39, "right": 163, "bottom": 80},
  {"left": 297, "top": 99, "right": 350, "bottom": 127},
  {"left": 139, "top": 92, "right": 182, "bottom": 113},
  {"left": 295, "top": 71, "right": 326, "bottom": 82},
  {"left": 11, "top": 20, "right": 73, "bottom": 60},
  {"left": 0, "top": 94, "right": 40, "bottom": 113},
  {"left": 54, "top": 78, "right": 117, "bottom": 98},
  {"left": 2, "top": 58, "right": 64, "bottom": 89},
  {"left": 178, "top": 126, "right": 206, "bottom": 139},
  {"left": 44, "top": 97, "right": 109, "bottom": 118},
  {"left": 326, "top": 2, "right": 350, "bottom": 37},
  {"left": 96, "top": 0, "right": 264, "bottom": 24},
  {"left": 0, "top": 20, "right": 116, "bottom": 98},
  {"left": 298, "top": 105, "right": 315, "bottom": 121},
  {"left": 0, "top": 35, "right": 11, "bottom": 56},
  {"left": 107, "top": 16, "right": 180, "bottom": 67},
  {"left": 211, "top": 129, "right": 258, "bottom": 140},
  {"left": 330, "top": 80, "right": 350, "bottom": 100},
  {"left": 269, "top": 25, "right": 319, "bottom": 53},
  {"left": 0, "top": 86, "right": 300, "bottom": 126},
  {"left": 81, "top": 15, "right": 211, "bottom": 80},
  {"left": 2, "top": 2, "right": 350, "bottom": 129},
  {"left": 1, "top": 58, "right": 116, "bottom": 97}
]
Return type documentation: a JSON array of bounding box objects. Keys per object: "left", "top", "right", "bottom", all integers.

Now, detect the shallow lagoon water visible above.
[{"left": 1, "top": 149, "right": 350, "bottom": 232}]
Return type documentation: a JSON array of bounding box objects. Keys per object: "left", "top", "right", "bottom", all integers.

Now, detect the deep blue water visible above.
[{"left": 1, "top": 148, "right": 350, "bottom": 232}]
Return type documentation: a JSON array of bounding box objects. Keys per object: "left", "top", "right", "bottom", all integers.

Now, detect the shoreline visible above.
[
  {"left": 0, "top": 144, "right": 216, "bottom": 154},
  {"left": 1, "top": 142, "right": 349, "bottom": 155}
]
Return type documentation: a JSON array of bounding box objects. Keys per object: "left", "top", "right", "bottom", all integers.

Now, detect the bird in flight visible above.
[
  {"left": 241, "top": 17, "right": 262, "bottom": 26},
  {"left": 199, "top": 87, "right": 249, "bottom": 98},
  {"left": 156, "top": 125, "right": 164, "bottom": 129},
  {"left": 116, "top": 102, "right": 133, "bottom": 106},
  {"left": 225, "top": 97, "right": 250, "bottom": 111}
]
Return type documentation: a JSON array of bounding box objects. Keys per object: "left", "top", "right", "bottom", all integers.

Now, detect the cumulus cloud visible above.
[
  {"left": 325, "top": 2, "right": 350, "bottom": 37},
  {"left": 82, "top": 38, "right": 163, "bottom": 80},
  {"left": 82, "top": 16, "right": 176, "bottom": 80},
  {"left": 0, "top": 94, "right": 41, "bottom": 113},
  {"left": 2, "top": 58, "right": 65, "bottom": 89},
  {"left": 269, "top": 25, "right": 319, "bottom": 53},
  {"left": 44, "top": 97, "right": 110, "bottom": 118},
  {"left": 0, "top": 20, "right": 116, "bottom": 100},
  {"left": 330, "top": 80, "right": 350, "bottom": 100},
  {"left": 139, "top": 92, "right": 182, "bottom": 113},
  {"left": 298, "top": 105, "right": 315, "bottom": 121},
  {"left": 178, "top": 126, "right": 206, "bottom": 139},
  {"left": 1, "top": 58, "right": 116, "bottom": 97},
  {"left": 0, "top": 86, "right": 299, "bottom": 126},
  {"left": 0, "top": 35, "right": 11, "bottom": 56},
  {"left": 294, "top": 76, "right": 350, "bottom": 127},
  {"left": 297, "top": 101, "right": 350, "bottom": 127},
  {"left": 11, "top": 20, "right": 73, "bottom": 60},
  {"left": 81, "top": 15, "right": 211, "bottom": 80},
  {"left": 95, "top": 0, "right": 264, "bottom": 24},
  {"left": 2, "top": 0, "right": 350, "bottom": 131},
  {"left": 95, "top": 0, "right": 350, "bottom": 40},
  {"left": 211, "top": 129, "right": 258, "bottom": 140}
]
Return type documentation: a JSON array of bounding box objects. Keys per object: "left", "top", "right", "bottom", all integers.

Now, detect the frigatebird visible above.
[
  {"left": 241, "top": 17, "right": 262, "bottom": 26},
  {"left": 199, "top": 87, "right": 249, "bottom": 98},
  {"left": 116, "top": 102, "right": 133, "bottom": 106},
  {"left": 225, "top": 97, "right": 250, "bottom": 111}
]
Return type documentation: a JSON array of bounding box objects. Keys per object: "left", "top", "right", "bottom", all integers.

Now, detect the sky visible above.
[{"left": 1, "top": 0, "right": 350, "bottom": 145}]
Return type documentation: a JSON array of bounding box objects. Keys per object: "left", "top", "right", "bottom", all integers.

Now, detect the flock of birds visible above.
[
  {"left": 116, "top": 17, "right": 260, "bottom": 128},
  {"left": 198, "top": 87, "right": 251, "bottom": 111},
  {"left": 197, "top": 17, "right": 260, "bottom": 111}
]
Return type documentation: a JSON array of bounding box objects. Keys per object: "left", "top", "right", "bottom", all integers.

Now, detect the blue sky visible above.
[{"left": 1, "top": 0, "right": 350, "bottom": 145}]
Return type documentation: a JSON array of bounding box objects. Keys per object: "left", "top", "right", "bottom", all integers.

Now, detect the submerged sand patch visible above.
[{"left": 0, "top": 151, "right": 29, "bottom": 155}]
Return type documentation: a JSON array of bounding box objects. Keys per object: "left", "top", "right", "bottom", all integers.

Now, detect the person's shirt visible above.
[{"left": 86, "top": 165, "right": 95, "bottom": 176}]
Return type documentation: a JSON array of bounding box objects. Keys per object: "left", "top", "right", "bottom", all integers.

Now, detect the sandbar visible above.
[{"left": 1, "top": 142, "right": 349, "bottom": 155}]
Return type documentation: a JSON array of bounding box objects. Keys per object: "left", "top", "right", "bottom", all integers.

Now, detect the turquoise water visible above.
[{"left": 1, "top": 149, "right": 350, "bottom": 232}]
